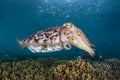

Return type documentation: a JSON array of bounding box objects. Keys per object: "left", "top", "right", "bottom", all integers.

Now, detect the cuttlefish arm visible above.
[
  {"left": 61, "top": 23, "right": 95, "bottom": 57},
  {"left": 75, "top": 27, "right": 95, "bottom": 47}
]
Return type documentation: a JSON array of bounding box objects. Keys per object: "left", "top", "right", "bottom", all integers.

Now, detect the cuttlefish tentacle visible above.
[
  {"left": 61, "top": 23, "right": 95, "bottom": 57},
  {"left": 74, "top": 25, "right": 95, "bottom": 56}
]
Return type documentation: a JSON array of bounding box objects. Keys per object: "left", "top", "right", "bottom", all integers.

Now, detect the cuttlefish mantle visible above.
[{"left": 17, "top": 23, "right": 95, "bottom": 57}]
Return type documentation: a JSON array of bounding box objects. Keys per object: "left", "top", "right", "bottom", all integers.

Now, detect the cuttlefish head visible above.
[
  {"left": 62, "top": 22, "right": 95, "bottom": 57},
  {"left": 61, "top": 22, "right": 74, "bottom": 42}
]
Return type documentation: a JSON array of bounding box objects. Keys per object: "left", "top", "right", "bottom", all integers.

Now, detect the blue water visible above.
[{"left": 0, "top": 0, "right": 120, "bottom": 60}]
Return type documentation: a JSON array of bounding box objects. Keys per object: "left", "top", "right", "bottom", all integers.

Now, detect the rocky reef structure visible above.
[{"left": 0, "top": 58, "right": 120, "bottom": 80}]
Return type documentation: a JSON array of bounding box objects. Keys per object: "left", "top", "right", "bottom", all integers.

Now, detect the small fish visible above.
[{"left": 17, "top": 23, "right": 95, "bottom": 56}]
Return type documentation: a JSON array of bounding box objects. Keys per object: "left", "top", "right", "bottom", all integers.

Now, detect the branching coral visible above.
[
  {"left": 0, "top": 58, "right": 120, "bottom": 80},
  {"left": 0, "top": 60, "right": 45, "bottom": 80},
  {"left": 49, "top": 59, "right": 111, "bottom": 80},
  {"left": 92, "top": 58, "right": 120, "bottom": 80}
]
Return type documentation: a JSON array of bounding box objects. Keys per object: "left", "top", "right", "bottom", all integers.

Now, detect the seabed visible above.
[{"left": 0, "top": 52, "right": 120, "bottom": 80}]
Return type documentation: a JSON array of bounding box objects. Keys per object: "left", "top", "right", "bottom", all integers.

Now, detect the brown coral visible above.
[
  {"left": 92, "top": 58, "right": 120, "bottom": 80},
  {"left": 0, "top": 60, "right": 45, "bottom": 80},
  {"left": 0, "top": 58, "right": 120, "bottom": 80},
  {"left": 49, "top": 59, "right": 111, "bottom": 80}
]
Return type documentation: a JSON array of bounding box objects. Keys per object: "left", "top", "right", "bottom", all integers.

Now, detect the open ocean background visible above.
[{"left": 0, "top": 0, "right": 120, "bottom": 61}]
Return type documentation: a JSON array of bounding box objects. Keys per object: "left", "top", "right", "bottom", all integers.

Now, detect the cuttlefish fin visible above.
[{"left": 16, "top": 38, "right": 28, "bottom": 49}]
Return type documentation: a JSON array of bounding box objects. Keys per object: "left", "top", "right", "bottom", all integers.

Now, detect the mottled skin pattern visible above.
[
  {"left": 61, "top": 23, "right": 94, "bottom": 56},
  {"left": 17, "top": 23, "right": 95, "bottom": 56}
]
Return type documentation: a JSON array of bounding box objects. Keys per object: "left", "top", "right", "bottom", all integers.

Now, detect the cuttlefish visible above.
[{"left": 17, "top": 23, "right": 95, "bottom": 56}]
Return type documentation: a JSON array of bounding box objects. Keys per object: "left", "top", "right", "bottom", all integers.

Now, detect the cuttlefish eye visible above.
[
  {"left": 63, "top": 23, "right": 72, "bottom": 28},
  {"left": 63, "top": 42, "right": 71, "bottom": 50}
]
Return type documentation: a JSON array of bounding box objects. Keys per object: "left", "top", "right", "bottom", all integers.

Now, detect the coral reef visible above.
[
  {"left": 49, "top": 59, "right": 111, "bottom": 80},
  {"left": 0, "top": 60, "right": 45, "bottom": 80},
  {"left": 92, "top": 58, "right": 120, "bottom": 80},
  {"left": 0, "top": 58, "right": 120, "bottom": 80}
]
